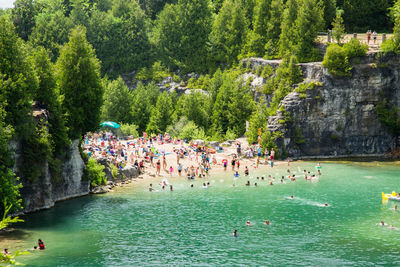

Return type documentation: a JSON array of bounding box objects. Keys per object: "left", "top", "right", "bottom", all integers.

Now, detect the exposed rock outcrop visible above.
[
  {"left": 247, "top": 53, "right": 400, "bottom": 158},
  {"left": 16, "top": 139, "right": 89, "bottom": 214}
]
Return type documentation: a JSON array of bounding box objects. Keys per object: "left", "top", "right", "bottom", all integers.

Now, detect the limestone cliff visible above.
[
  {"left": 246, "top": 53, "right": 400, "bottom": 158},
  {"left": 11, "top": 139, "right": 89, "bottom": 214}
]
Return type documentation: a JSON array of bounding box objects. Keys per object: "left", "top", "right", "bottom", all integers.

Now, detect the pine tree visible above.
[
  {"left": 292, "top": 0, "right": 324, "bottom": 62},
  {"left": 32, "top": 46, "right": 69, "bottom": 155},
  {"left": 0, "top": 16, "right": 38, "bottom": 133},
  {"left": 332, "top": 13, "right": 346, "bottom": 44},
  {"left": 146, "top": 92, "right": 174, "bottom": 134},
  {"left": 101, "top": 77, "right": 134, "bottom": 124},
  {"left": 210, "top": 0, "right": 248, "bottom": 65},
  {"left": 131, "top": 82, "right": 160, "bottom": 133},
  {"left": 241, "top": 0, "right": 271, "bottom": 57},
  {"left": 265, "top": 0, "right": 284, "bottom": 57},
  {"left": 279, "top": 0, "right": 298, "bottom": 57},
  {"left": 153, "top": 0, "right": 212, "bottom": 73},
  {"left": 56, "top": 26, "right": 104, "bottom": 140}
]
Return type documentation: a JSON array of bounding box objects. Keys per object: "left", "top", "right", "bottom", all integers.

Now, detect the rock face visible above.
[
  {"left": 17, "top": 139, "right": 89, "bottom": 214},
  {"left": 252, "top": 53, "right": 400, "bottom": 158}
]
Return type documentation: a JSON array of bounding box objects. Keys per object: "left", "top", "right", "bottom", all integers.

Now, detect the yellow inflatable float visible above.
[{"left": 382, "top": 191, "right": 400, "bottom": 201}]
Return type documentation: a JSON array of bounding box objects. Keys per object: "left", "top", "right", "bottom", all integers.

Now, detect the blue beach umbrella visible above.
[{"left": 100, "top": 121, "right": 121, "bottom": 128}]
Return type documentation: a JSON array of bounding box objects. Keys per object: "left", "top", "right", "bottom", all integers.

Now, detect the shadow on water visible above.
[
  {"left": 0, "top": 229, "right": 31, "bottom": 240},
  {"left": 16, "top": 195, "right": 131, "bottom": 229}
]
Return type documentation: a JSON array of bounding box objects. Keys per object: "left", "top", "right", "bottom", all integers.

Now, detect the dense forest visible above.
[{"left": 1, "top": 0, "right": 400, "bottom": 221}]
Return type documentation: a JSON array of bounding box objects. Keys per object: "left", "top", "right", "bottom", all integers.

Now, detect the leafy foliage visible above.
[
  {"left": 376, "top": 98, "right": 400, "bottom": 135},
  {"left": 120, "top": 123, "right": 139, "bottom": 137},
  {"left": 146, "top": 91, "right": 174, "bottom": 134},
  {"left": 322, "top": 43, "right": 352, "bottom": 76},
  {"left": 86, "top": 158, "right": 107, "bottom": 187},
  {"left": 210, "top": 0, "right": 248, "bottom": 65},
  {"left": 101, "top": 77, "right": 133, "bottom": 124},
  {"left": 152, "top": 0, "right": 212, "bottom": 73},
  {"left": 56, "top": 26, "right": 104, "bottom": 140},
  {"left": 332, "top": 13, "right": 345, "bottom": 44},
  {"left": 0, "top": 16, "right": 38, "bottom": 133}
]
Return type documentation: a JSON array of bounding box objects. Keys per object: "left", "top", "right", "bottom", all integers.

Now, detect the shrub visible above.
[
  {"left": 120, "top": 123, "right": 139, "bottom": 137},
  {"left": 173, "top": 74, "right": 181, "bottom": 82},
  {"left": 225, "top": 128, "right": 237, "bottom": 141},
  {"left": 179, "top": 121, "right": 198, "bottom": 140},
  {"left": 179, "top": 121, "right": 207, "bottom": 141},
  {"left": 322, "top": 44, "right": 351, "bottom": 76},
  {"left": 110, "top": 164, "right": 119, "bottom": 179},
  {"left": 256, "top": 65, "right": 262, "bottom": 76},
  {"left": 86, "top": 158, "right": 107, "bottom": 188},
  {"left": 261, "top": 65, "right": 274, "bottom": 79},
  {"left": 343, "top": 38, "right": 368, "bottom": 58},
  {"left": 166, "top": 117, "right": 190, "bottom": 138}
]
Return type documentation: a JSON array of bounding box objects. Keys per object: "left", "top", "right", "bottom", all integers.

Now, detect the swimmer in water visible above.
[
  {"left": 265, "top": 220, "right": 270, "bottom": 225},
  {"left": 247, "top": 221, "right": 251, "bottom": 226},
  {"left": 202, "top": 183, "right": 207, "bottom": 188},
  {"left": 380, "top": 221, "right": 386, "bottom": 226},
  {"left": 254, "top": 182, "right": 257, "bottom": 187},
  {"left": 290, "top": 194, "right": 294, "bottom": 199},
  {"left": 324, "top": 203, "right": 329, "bottom": 207},
  {"left": 270, "top": 181, "right": 273, "bottom": 185},
  {"left": 149, "top": 184, "right": 154, "bottom": 192},
  {"left": 233, "top": 230, "right": 238, "bottom": 237},
  {"left": 190, "top": 184, "right": 194, "bottom": 188},
  {"left": 395, "top": 205, "right": 398, "bottom": 211},
  {"left": 245, "top": 181, "right": 250, "bottom": 186},
  {"left": 244, "top": 166, "right": 249, "bottom": 176},
  {"left": 170, "top": 185, "right": 173, "bottom": 191}
]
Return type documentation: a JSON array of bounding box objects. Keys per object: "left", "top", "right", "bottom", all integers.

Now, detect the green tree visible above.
[
  {"left": 279, "top": 0, "right": 298, "bottom": 57},
  {"left": 100, "top": 0, "right": 152, "bottom": 76},
  {"left": 241, "top": 0, "right": 272, "bottom": 58},
  {"left": 210, "top": 0, "right": 248, "bottom": 65},
  {"left": 0, "top": 101, "right": 22, "bottom": 216},
  {"left": 138, "top": 0, "right": 174, "bottom": 19},
  {"left": 340, "top": 0, "right": 393, "bottom": 32},
  {"left": 32, "top": 46, "right": 69, "bottom": 155},
  {"left": 153, "top": 0, "right": 212, "bottom": 73},
  {"left": 146, "top": 92, "right": 174, "bottom": 134},
  {"left": 382, "top": 0, "right": 400, "bottom": 53},
  {"left": 131, "top": 82, "right": 160, "bottom": 133},
  {"left": 211, "top": 71, "right": 255, "bottom": 136},
  {"left": 321, "top": 0, "right": 337, "bottom": 29},
  {"left": 56, "top": 26, "right": 104, "bottom": 140},
  {"left": 11, "top": 0, "right": 40, "bottom": 41},
  {"left": 174, "top": 92, "right": 210, "bottom": 130},
  {"left": 0, "top": 16, "right": 38, "bottom": 133},
  {"left": 29, "top": 10, "right": 74, "bottom": 60},
  {"left": 264, "top": 0, "right": 284, "bottom": 57},
  {"left": 292, "top": 0, "right": 324, "bottom": 62},
  {"left": 332, "top": 13, "right": 345, "bottom": 44},
  {"left": 247, "top": 104, "right": 268, "bottom": 144},
  {"left": 101, "top": 77, "right": 134, "bottom": 124}
]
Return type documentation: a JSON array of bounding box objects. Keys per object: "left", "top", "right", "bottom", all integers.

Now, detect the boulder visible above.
[
  {"left": 193, "top": 139, "right": 205, "bottom": 146},
  {"left": 209, "top": 141, "right": 220, "bottom": 148},
  {"left": 120, "top": 165, "right": 139, "bottom": 179},
  {"left": 221, "top": 142, "right": 231, "bottom": 147}
]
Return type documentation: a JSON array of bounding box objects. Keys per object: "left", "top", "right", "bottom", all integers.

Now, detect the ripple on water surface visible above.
[{"left": 5, "top": 162, "right": 400, "bottom": 266}]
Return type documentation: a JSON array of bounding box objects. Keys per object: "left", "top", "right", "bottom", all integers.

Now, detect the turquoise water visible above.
[{"left": 3, "top": 162, "right": 400, "bottom": 266}]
